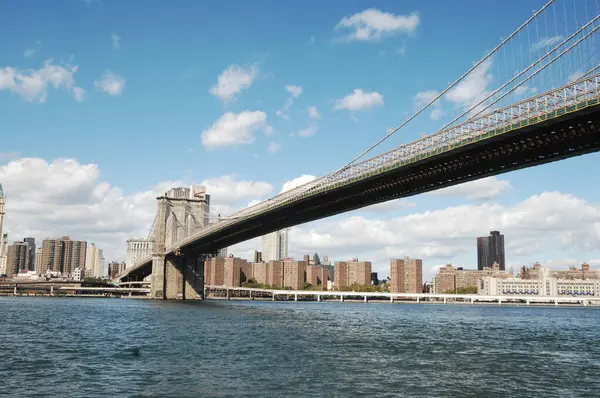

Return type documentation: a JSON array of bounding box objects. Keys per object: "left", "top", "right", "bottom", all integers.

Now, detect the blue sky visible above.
[{"left": 2, "top": 0, "right": 600, "bottom": 279}]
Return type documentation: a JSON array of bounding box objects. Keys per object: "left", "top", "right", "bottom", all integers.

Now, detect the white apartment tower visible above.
[
  {"left": 261, "top": 229, "right": 289, "bottom": 262},
  {"left": 0, "top": 184, "right": 7, "bottom": 275},
  {"left": 85, "top": 243, "right": 106, "bottom": 278}
]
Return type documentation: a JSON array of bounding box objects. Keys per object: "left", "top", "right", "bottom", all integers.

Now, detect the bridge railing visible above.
[{"left": 125, "top": 74, "right": 600, "bottom": 275}]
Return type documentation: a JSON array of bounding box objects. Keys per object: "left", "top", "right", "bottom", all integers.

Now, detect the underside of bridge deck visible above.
[{"left": 180, "top": 105, "right": 600, "bottom": 254}]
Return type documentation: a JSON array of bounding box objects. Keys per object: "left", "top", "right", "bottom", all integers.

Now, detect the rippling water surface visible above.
[{"left": 1, "top": 297, "right": 600, "bottom": 397}]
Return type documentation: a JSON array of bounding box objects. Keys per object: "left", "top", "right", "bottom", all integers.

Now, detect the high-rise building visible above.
[
  {"left": 203, "top": 257, "right": 248, "bottom": 287},
  {"left": 86, "top": 243, "right": 106, "bottom": 278},
  {"left": 371, "top": 272, "right": 379, "bottom": 286},
  {"left": 390, "top": 256, "right": 423, "bottom": 293},
  {"left": 40, "top": 237, "right": 88, "bottom": 276},
  {"left": 108, "top": 261, "right": 126, "bottom": 280},
  {"left": 6, "top": 241, "right": 30, "bottom": 276},
  {"left": 216, "top": 247, "right": 228, "bottom": 258},
  {"left": 0, "top": 184, "right": 6, "bottom": 276},
  {"left": 40, "top": 237, "right": 66, "bottom": 274},
  {"left": 64, "top": 239, "right": 86, "bottom": 275},
  {"left": 204, "top": 257, "right": 225, "bottom": 286},
  {"left": 283, "top": 259, "right": 306, "bottom": 290},
  {"left": 334, "top": 259, "right": 372, "bottom": 290},
  {"left": 477, "top": 231, "right": 506, "bottom": 270},
  {"left": 306, "top": 265, "right": 329, "bottom": 286},
  {"left": 253, "top": 250, "right": 262, "bottom": 263},
  {"left": 261, "top": 229, "right": 288, "bottom": 262},
  {"left": 34, "top": 247, "right": 42, "bottom": 273},
  {"left": 252, "top": 262, "right": 267, "bottom": 284},
  {"left": 23, "top": 237, "right": 35, "bottom": 271},
  {"left": 125, "top": 238, "right": 154, "bottom": 268},
  {"left": 266, "top": 260, "right": 284, "bottom": 288},
  {"left": 224, "top": 257, "right": 250, "bottom": 287}
]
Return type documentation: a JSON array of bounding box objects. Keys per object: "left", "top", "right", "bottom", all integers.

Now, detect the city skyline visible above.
[{"left": 2, "top": 1, "right": 600, "bottom": 282}]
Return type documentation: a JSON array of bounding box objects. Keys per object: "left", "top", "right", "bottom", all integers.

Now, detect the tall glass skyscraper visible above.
[{"left": 477, "top": 230, "right": 505, "bottom": 270}]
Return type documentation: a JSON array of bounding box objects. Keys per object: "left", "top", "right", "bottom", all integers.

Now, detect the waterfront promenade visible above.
[{"left": 207, "top": 285, "right": 600, "bottom": 306}]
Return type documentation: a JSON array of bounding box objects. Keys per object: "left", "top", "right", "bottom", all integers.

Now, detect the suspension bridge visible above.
[{"left": 120, "top": 0, "right": 600, "bottom": 299}]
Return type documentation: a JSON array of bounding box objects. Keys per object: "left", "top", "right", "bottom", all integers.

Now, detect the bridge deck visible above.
[{"left": 121, "top": 75, "right": 600, "bottom": 281}]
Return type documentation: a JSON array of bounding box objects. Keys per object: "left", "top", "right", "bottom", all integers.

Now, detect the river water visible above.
[{"left": 1, "top": 298, "right": 599, "bottom": 397}]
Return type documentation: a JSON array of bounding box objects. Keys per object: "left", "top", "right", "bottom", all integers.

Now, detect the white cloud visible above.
[
  {"left": 284, "top": 191, "right": 600, "bottom": 281},
  {"left": 267, "top": 141, "right": 281, "bottom": 153},
  {"left": 430, "top": 176, "right": 512, "bottom": 201},
  {"left": 111, "top": 33, "right": 121, "bottom": 50},
  {"left": 334, "top": 89, "right": 384, "bottom": 111},
  {"left": 514, "top": 85, "right": 537, "bottom": 99},
  {"left": 446, "top": 59, "right": 493, "bottom": 113},
  {"left": 201, "top": 110, "right": 272, "bottom": 149},
  {"left": 397, "top": 41, "right": 407, "bottom": 56},
  {"left": 414, "top": 90, "right": 439, "bottom": 107},
  {"left": 72, "top": 86, "right": 86, "bottom": 103},
  {"left": 308, "top": 105, "right": 320, "bottom": 119},
  {"left": 201, "top": 175, "right": 273, "bottom": 204},
  {"left": 24, "top": 49, "right": 35, "bottom": 58},
  {"left": 209, "top": 64, "right": 258, "bottom": 102},
  {"left": 285, "top": 85, "right": 302, "bottom": 98},
  {"left": 0, "top": 158, "right": 274, "bottom": 261},
  {"left": 414, "top": 90, "right": 443, "bottom": 120},
  {"left": 295, "top": 123, "right": 318, "bottom": 138},
  {"left": 276, "top": 110, "right": 289, "bottom": 120},
  {"left": 336, "top": 9, "right": 420, "bottom": 42},
  {"left": 280, "top": 174, "right": 317, "bottom": 194},
  {"left": 0, "top": 59, "right": 85, "bottom": 103},
  {"left": 94, "top": 71, "right": 125, "bottom": 96},
  {"left": 531, "top": 35, "right": 564, "bottom": 53},
  {"left": 430, "top": 108, "right": 443, "bottom": 120},
  {"left": 277, "top": 84, "right": 303, "bottom": 118}
]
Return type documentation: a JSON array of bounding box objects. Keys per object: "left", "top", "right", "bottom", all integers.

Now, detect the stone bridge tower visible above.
[{"left": 150, "top": 185, "right": 210, "bottom": 299}]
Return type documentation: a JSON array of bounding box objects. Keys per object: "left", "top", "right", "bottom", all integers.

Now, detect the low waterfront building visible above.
[
  {"left": 479, "top": 265, "right": 600, "bottom": 297},
  {"left": 72, "top": 267, "right": 84, "bottom": 281},
  {"left": 518, "top": 262, "right": 599, "bottom": 280},
  {"left": 433, "top": 262, "right": 509, "bottom": 293}
]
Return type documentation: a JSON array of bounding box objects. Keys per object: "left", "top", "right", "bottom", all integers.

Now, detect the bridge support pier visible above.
[{"left": 151, "top": 252, "right": 205, "bottom": 300}]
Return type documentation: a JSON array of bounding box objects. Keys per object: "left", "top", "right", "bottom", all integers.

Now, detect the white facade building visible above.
[
  {"left": 72, "top": 267, "right": 84, "bottom": 281},
  {"left": 479, "top": 266, "right": 600, "bottom": 297},
  {"left": 85, "top": 244, "right": 106, "bottom": 278},
  {"left": 261, "top": 229, "right": 288, "bottom": 262},
  {"left": 216, "top": 247, "right": 228, "bottom": 258},
  {"left": 126, "top": 238, "right": 154, "bottom": 268}
]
